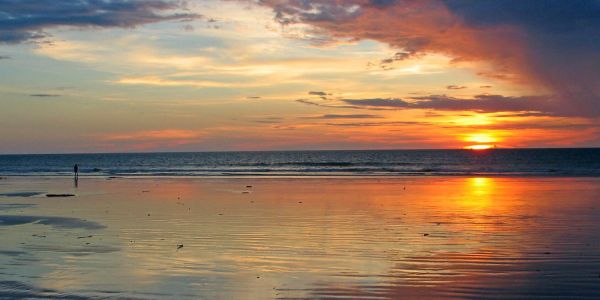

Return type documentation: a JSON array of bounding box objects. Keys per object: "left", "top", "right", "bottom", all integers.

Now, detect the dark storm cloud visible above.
[
  {"left": 442, "top": 0, "right": 599, "bottom": 31},
  {"left": 0, "top": 0, "right": 202, "bottom": 43},
  {"left": 253, "top": 0, "right": 600, "bottom": 117},
  {"left": 442, "top": 0, "right": 600, "bottom": 116}
]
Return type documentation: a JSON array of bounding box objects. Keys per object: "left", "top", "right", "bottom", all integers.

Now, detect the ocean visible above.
[{"left": 1, "top": 148, "right": 600, "bottom": 177}]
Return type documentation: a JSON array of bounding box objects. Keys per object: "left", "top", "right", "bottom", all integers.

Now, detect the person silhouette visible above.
[{"left": 74, "top": 164, "right": 79, "bottom": 179}]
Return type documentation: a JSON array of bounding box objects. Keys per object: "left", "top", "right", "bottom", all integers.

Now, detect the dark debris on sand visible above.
[{"left": 46, "top": 194, "right": 75, "bottom": 198}]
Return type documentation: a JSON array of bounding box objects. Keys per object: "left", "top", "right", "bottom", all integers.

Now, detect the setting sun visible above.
[
  {"left": 465, "top": 144, "right": 495, "bottom": 150},
  {"left": 464, "top": 133, "right": 497, "bottom": 144},
  {"left": 462, "top": 133, "right": 498, "bottom": 150}
]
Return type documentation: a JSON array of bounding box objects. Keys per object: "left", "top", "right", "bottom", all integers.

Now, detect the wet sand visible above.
[{"left": 1, "top": 176, "right": 600, "bottom": 299}]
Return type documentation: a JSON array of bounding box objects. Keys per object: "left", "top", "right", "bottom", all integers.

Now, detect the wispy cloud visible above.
[
  {"left": 0, "top": 0, "right": 202, "bottom": 44},
  {"left": 296, "top": 93, "right": 565, "bottom": 115},
  {"left": 302, "top": 114, "right": 382, "bottom": 119},
  {"left": 29, "top": 94, "right": 60, "bottom": 97},
  {"left": 114, "top": 76, "right": 258, "bottom": 88},
  {"left": 341, "top": 94, "right": 556, "bottom": 115},
  {"left": 99, "top": 129, "right": 203, "bottom": 141}
]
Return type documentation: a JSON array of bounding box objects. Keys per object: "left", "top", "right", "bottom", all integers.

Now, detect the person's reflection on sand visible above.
[{"left": 74, "top": 164, "right": 79, "bottom": 188}]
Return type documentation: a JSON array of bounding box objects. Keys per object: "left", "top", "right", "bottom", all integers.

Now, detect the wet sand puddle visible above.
[{"left": 0, "top": 177, "right": 599, "bottom": 299}]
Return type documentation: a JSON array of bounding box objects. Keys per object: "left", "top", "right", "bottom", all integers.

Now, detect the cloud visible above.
[
  {"left": 0, "top": 0, "right": 202, "bottom": 44},
  {"left": 114, "top": 76, "right": 258, "bottom": 88},
  {"left": 341, "top": 94, "right": 559, "bottom": 114},
  {"left": 293, "top": 94, "right": 564, "bottom": 115},
  {"left": 29, "top": 94, "right": 60, "bottom": 97},
  {"left": 302, "top": 114, "right": 382, "bottom": 119},
  {"left": 99, "top": 129, "right": 203, "bottom": 141},
  {"left": 0, "top": 55, "right": 10, "bottom": 59},
  {"left": 251, "top": 116, "right": 282, "bottom": 124},
  {"left": 295, "top": 98, "right": 366, "bottom": 110},
  {"left": 447, "top": 85, "right": 466, "bottom": 90},
  {"left": 308, "top": 91, "right": 328, "bottom": 96},
  {"left": 342, "top": 98, "right": 410, "bottom": 108},
  {"left": 253, "top": 0, "right": 600, "bottom": 117},
  {"left": 324, "top": 120, "right": 431, "bottom": 127}
]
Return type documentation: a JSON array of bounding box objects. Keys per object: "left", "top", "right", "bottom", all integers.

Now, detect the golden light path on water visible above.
[{"left": 1, "top": 176, "right": 600, "bottom": 299}]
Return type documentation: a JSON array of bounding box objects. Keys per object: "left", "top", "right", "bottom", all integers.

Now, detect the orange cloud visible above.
[{"left": 100, "top": 129, "right": 204, "bottom": 141}]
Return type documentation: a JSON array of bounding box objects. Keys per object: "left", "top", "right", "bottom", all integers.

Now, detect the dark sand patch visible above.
[
  {"left": 0, "top": 192, "right": 44, "bottom": 197},
  {"left": 0, "top": 250, "right": 27, "bottom": 257},
  {"left": 0, "top": 280, "right": 103, "bottom": 299},
  {"left": 0, "top": 215, "right": 105, "bottom": 230},
  {"left": 23, "top": 244, "right": 120, "bottom": 256},
  {"left": 0, "top": 280, "right": 164, "bottom": 299},
  {"left": 0, "top": 203, "right": 37, "bottom": 211}
]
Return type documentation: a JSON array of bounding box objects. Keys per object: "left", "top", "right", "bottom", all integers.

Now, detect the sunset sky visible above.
[{"left": 0, "top": 0, "right": 599, "bottom": 153}]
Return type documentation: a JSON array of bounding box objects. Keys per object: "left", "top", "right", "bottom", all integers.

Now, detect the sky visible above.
[{"left": 0, "top": 0, "right": 599, "bottom": 153}]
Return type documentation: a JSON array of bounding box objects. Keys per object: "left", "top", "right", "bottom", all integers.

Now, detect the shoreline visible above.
[{"left": 2, "top": 173, "right": 600, "bottom": 179}]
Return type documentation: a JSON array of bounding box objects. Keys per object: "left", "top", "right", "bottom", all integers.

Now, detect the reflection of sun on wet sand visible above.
[{"left": 0, "top": 177, "right": 600, "bottom": 299}]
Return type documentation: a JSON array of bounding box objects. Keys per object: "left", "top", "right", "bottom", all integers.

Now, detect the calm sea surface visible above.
[{"left": 1, "top": 148, "right": 600, "bottom": 177}]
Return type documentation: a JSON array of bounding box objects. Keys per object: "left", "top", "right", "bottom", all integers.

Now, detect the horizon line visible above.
[{"left": 1, "top": 146, "right": 600, "bottom": 156}]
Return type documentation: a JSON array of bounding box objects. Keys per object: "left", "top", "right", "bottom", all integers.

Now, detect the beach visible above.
[{"left": 1, "top": 176, "right": 600, "bottom": 299}]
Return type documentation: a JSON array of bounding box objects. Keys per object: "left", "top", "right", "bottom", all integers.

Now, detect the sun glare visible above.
[
  {"left": 465, "top": 144, "right": 495, "bottom": 150},
  {"left": 465, "top": 133, "right": 496, "bottom": 144},
  {"left": 462, "top": 133, "right": 499, "bottom": 150}
]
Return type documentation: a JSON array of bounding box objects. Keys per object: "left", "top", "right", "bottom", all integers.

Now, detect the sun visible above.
[
  {"left": 465, "top": 133, "right": 496, "bottom": 144},
  {"left": 465, "top": 144, "right": 495, "bottom": 150},
  {"left": 462, "top": 133, "right": 499, "bottom": 150}
]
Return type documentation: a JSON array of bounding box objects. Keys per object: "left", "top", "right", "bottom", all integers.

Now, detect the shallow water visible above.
[{"left": 1, "top": 177, "right": 600, "bottom": 299}]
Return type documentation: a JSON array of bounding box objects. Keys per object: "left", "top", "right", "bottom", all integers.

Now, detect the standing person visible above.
[{"left": 74, "top": 164, "right": 79, "bottom": 179}]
